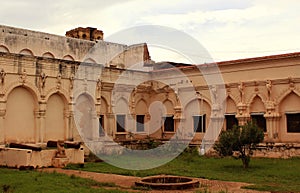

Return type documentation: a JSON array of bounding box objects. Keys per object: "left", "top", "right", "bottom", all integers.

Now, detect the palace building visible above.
[{"left": 0, "top": 25, "right": 300, "bottom": 161}]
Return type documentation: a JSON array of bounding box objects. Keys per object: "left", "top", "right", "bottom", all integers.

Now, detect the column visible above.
[
  {"left": 64, "top": 110, "right": 70, "bottom": 141},
  {"left": 106, "top": 113, "right": 115, "bottom": 138}
]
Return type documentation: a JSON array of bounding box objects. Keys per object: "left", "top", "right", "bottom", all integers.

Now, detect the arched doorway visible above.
[
  {"left": 45, "top": 94, "right": 66, "bottom": 141},
  {"left": 5, "top": 87, "right": 37, "bottom": 143},
  {"left": 74, "top": 94, "right": 96, "bottom": 141}
]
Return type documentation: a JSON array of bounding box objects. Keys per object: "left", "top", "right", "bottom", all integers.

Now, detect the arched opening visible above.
[
  {"left": 75, "top": 94, "right": 96, "bottom": 140},
  {"left": 115, "top": 98, "right": 128, "bottom": 133},
  {"left": 5, "top": 87, "right": 37, "bottom": 143},
  {"left": 225, "top": 97, "right": 238, "bottom": 130},
  {"left": 184, "top": 99, "right": 211, "bottom": 134},
  {"left": 250, "top": 96, "right": 266, "bottom": 132},
  {"left": 136, "top": 100, "right": 147, "bottom": 132},
  {"left": 99, "top": 97, "right": 108, "bottom": 136},
  {"left": 279, "top": 92, "right": 300, "bottom": 135},
  {"left": 163, "top": 100, "right": 175, "bottom": 132},
  {"left": 45, "top": 94, "right": 65, "bottom": 141}
]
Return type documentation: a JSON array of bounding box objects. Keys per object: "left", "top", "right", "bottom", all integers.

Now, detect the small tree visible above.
[{"left": 214, "top": 121, "right": 264, "bottom": 168}]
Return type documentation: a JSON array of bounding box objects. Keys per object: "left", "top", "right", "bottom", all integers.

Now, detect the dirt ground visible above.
[{"left": 41, "top": 168, "right": 270, "bottom": 193}]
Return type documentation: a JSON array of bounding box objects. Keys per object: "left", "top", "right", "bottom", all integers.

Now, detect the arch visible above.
[
  {"left": 4, "top": 81, "right": 40, "bottom": 102},
  {"left": 226, "top": 96, "right": 237, "bottom": 114},
  {"left": 45, "top": 93, "right": 66, "bottom": 141},
  {"left": 74, "top": 93, "right": 96, "bottom": 140},
  {"left": 42, "top": 52, "right": 55, "bottom": 59},
  {"left": 19, "top": 48, "right": 34, "bottom": 56},
  {"left": 115, "top": 97, "right": 129, "bottom": 114},
  {"left": 0, "top": 45, "right": 10, "bottom": 53},
  {"left": 100, "top": 96, "right": 108, "bottom": 113},
  {"left": 277, "top": 89, "right": 300, "bottom": 105},
  {"left": 73, "top": 89, "right": 97, "bottom": 105},
  {"left": 249, "top": 95, "right": 265, "bottom": 113},
  {"left": 136, "top": 99, "right": 148, "bottom": 114},
  {"left": 5, "top": 86, "right": 37, "bottom": 143},
  {"left": 246, "top": 93, "right": 266, "bottom": 106},
  {"left": 44, "top": 88, "right": 69, "bottom": 105},
  {"left": 83, "top": 58, "right": 96, "bottom": 64},
  {"left": 279, "top": 92, "right": 300, "bottom": 113},
  {"left": 226, "top": 92, "right": 239, "bottom": 106},
  {"left": 183, "top": 98, "right": 211, "bottom": 135},
  {"left": 184, "top": 98, "right": 211, "bottom": 116},
  {"left": 163, "top": 99, "right": 175, "bottom": 114},
  {"left": 63, "top": 54, "right": 75, "bottom": 61}
]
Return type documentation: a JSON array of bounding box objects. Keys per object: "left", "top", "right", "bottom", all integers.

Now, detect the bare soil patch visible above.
[{"left": 41, "top": 168, "right": 270, "bottom": 193}]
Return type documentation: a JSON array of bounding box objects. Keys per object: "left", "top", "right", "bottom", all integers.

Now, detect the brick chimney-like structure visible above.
[{"left": 66, "top": 27, "right": 103, "bottom": 41}]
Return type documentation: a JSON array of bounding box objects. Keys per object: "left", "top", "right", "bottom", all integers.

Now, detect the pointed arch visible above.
[
  {"left": 246, "top": 93, "right": 266, "bottom": 106},
  {"left": 226, "top": 96, "right": 237, "bottom": 114},
  {"left": 226, "top": 92, "right": 239, "bottom": 106},
  {"left": 163, "top": 99, "right": 175, "bottom": 115},
  {"left": 45, "top": 88, "right": 69, "bottom": 105},
  {"left": 277, "top": 88, "right": 300, "bottom": 105},
  {"left": 100, "top": 96, "right": 108, "bottom": 113},
  {"left": 4, "top": 81, "right": 40, "bottom": 102},
  {"left": 136, "top": 98, "right": 148, "bottom": 114},
  {"left": 5, "top": 86, "right": 38, "bottom": 143},
  {"left": 45, "top": 93, "right": 66, "bottom": 141},
  {"left": 83, "top": 58, "right": 96, "bottom": 64},
  {"left": 279, "top": 92, "right": 300, "bottom": 113},
  {"left": 249, "top": 95, "right": 266, "bottom": 113}
]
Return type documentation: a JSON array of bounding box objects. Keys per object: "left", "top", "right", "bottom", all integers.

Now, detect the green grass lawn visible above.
[
  {"left": 67, "top": 150, "right": 300, "bottom": 192},
  {"left": 0, "top": 168, "right": 129, "bottom": 193}
]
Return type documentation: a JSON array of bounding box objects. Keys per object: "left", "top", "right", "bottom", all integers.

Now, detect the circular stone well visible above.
[{"left": 135, "top": 175, "right": 200, "bottom": 190}]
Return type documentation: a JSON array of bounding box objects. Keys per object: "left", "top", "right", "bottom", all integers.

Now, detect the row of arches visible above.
[
  {"left": 0, "top": 45, "right": 75, "bottom": 61},
  {"left": 4, "top": 87, "right": 65, "bottom": 143}
]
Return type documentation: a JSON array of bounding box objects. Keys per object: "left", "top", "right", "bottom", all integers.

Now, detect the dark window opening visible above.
[
  {"left": 136, "top": 115, "right": 145, "bottom": 132},
  {"left": 116, "top": 114, "right": 126, "bottom": 132},
  {"left": 225, "top": 114, "right": 238, "bottom": 130},
  {"left": 251, "top": 114, "right": 266, "bottom": 132},
  {"left": 99, "top": 115, "right": 105, "bottom": 136},
  {"left": 193, "top": 114, "right": 206, "bottom": 133},
  {"left": 286, "top": 113, "right": 300, "bottom": 133},
  {"left": 164, "top": 116, "right": 174, "bottom": 132}
]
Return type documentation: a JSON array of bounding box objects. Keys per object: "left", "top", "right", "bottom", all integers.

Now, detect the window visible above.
[
  {"left": 99, "top": 115, "right": 105, "bottom": 136},
  {"left": 251, "top": 114, "right": 266, "bottom": 132},
  {"left": 193, "top": 114, "right": 206, "bottom": 133},
  {"left": 286, "top": 113, "right": 300, "bottom": 133},
  {"left": 225, "top": 114, "right": 238, "bottom": 130},
  {"left": 116, "top": 114, "right": 125, "bottom": 132},
  {"left": 164, "top": 116, "right": 174, "bottom": 132},
  {"left": 136, "top": 115, "right": 145, "bottom": 132}
]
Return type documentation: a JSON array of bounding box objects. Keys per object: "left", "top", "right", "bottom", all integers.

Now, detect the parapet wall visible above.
[{"left": 0, "top": 25, "right": 149, "bottom": 69}]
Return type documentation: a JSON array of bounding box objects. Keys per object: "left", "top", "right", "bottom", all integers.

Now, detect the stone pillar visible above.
[
  {"left": 0, "top": 108, "right": 6, "bottom": 144},
  {"left": 106, "top": 113, "right": 115, "bottom": 138},
  {"left": 174, "top": 105, "right": 182, "bottom": 133},
  {"left": 68, "top": 111, "right": 74, "bottom": 140},
  {"left": 264, "top": 101, "right": 280, "bottom": 142},
  {"left": 64, "top": 110, "right": 70, "bottom": 141},
  {"left": 265, "top": 113, "right": 281, "bottom": 142},
  {"left": 236, "top": 102, "right": 249, "bottom": 126},
  {"left": 35, "top": 110, "right": 46, "bottom": 143}
]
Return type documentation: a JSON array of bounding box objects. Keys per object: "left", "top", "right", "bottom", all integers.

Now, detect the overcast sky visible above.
[{"left": 1, "top": 0, "right": 300, "bottom": 63}]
